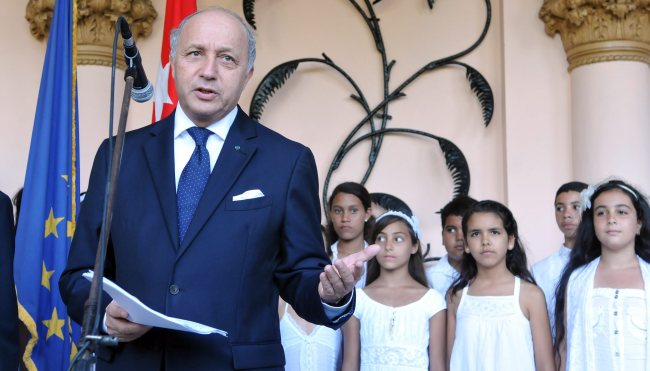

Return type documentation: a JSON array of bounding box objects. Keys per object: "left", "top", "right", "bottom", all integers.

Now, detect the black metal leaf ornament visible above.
[
  {"left": 333, "top": 128, "right": 470, "bottom": 199},
  {"left": 250, "top": 61, "right": 300, "bottom": 121},
  {"left": 436, "top": 137, "right": 470, "bottom": 196},
  {"left": 245, "top": 0, "right": 494, "bottom": 212},
  {"left": 464, "top": 64, "right": 493, "bottom": 126},
  {"left": 243, "top": 0, "right": 257, "bottom": 30}
]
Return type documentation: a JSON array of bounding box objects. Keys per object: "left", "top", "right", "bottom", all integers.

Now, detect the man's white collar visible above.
[{"left": 173, "top": 105, "right": 238, "bottom": 141}]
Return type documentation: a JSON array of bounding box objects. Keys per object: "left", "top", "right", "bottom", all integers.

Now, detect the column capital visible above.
[
  {"left": 540, "top": 0, "right": 650, "bottom": 71},
  {"left": 26, "top": 0, "right": 158, "bottom": 70}
]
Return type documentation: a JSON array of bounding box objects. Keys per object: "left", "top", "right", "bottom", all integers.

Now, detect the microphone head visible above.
[
  {"left": 131, "top": 82, "right": 154, "bottom": 103},
  {"left": 119, "top": 17, "right": 132, "bottom": 40}
]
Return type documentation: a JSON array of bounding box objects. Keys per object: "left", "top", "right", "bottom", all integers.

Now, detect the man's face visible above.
[
  {"left": 554, "top": 191, "right": 583, "bottom": 240},
  {"left": 172, "top": 10, "right": 253, "bottom": 127}
]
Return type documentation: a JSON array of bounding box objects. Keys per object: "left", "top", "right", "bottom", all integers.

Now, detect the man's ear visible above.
[
  {"left": 170, "top": 55, "right": 175, "bottom": 79},
  {"left": 244, "top": 67, "right": 254, "bottom": 84}
]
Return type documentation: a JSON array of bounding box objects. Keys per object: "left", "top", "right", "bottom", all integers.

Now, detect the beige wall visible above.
[
  {"left": 501, "top": 0, "right": 573, "bottom": 262},
  {"left": 0, "top": 0, "right": 575, "bottom": 263}
]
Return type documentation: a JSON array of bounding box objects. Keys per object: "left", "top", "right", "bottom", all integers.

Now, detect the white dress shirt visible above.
[
  {"left": 531, "top": 245, "right": 571, "bottom": 335},
  {"left": 425, "top": 255, "right": 459, "bottom": 295}
]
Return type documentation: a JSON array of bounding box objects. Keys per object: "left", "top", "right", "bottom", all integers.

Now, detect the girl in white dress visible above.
[
  {"left": 279, "top": 298, "right": 342, "bottom": 371},
  {"left": 326, "top": 182, "right": 374, "bottom": 289},
  {"left": 447, "top": 200, "right": 554, "bottom": 371},
  {"left": 280, "top": 183, "right": 373, "bottom": 370},
  {"left": 342, "top": 211, "right": 447, "bottom": 371},
  {"left": 279, "top": 224, "right": 342, "bottom": 371},
  {"left": 554, "top": 179, "right": 650, "bottom": 371}
]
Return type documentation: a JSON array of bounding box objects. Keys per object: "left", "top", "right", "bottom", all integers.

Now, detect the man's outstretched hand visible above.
[{"left": 318, "top": 244, "right": 380, "bottom": 305}]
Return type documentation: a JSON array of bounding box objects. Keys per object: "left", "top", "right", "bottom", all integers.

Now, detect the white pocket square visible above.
[{"left": 232, "top": 189, "right": 265, "bottom": 201}]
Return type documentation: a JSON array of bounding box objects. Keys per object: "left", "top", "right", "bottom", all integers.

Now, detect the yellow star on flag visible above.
[
  {"left": 69, "top": 336, "right": 78, "bottom": 361},
  {"left": 42, "top": 307, "right": 65, "bottom": 341},
  {"left": 44, "top": 208, "right": 64, "bottom": 238},
  {"left": 41, "top": 261, "right": 54, "bottom": 290}
]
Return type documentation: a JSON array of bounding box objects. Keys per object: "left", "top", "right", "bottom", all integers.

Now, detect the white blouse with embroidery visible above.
[{"left": 354, "top": 288, "right": 446, "bottom": 370}]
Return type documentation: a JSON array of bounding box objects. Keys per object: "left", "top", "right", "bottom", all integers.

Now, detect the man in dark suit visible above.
[
  {"left": 0, "top": 191, "right": 19, "bottom": 370},
  {"left": 60, "top": 7, "right": 377, "bottom": 370}
]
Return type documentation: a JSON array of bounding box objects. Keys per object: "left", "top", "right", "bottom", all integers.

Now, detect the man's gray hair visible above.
[{"left": 169, "top": 7, "right": 256, "bottom": 72}]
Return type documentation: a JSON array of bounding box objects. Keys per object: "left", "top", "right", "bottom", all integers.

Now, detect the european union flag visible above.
[{"left": 14, "top": 0, "right": 81, "bottom": 369}]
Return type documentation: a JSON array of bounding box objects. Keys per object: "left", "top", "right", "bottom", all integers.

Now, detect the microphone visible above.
[{"left": 119, "top": 18, "right": 154, "bottom": 103}]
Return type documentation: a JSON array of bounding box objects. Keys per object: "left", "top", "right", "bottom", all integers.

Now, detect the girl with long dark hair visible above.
[{"left": 554, "top": 179, "right": 650, "bottom": 370}]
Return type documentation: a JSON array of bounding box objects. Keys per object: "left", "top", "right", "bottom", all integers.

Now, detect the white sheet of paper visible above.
[{"left": 82, "top": 271, "right": 227, "bottom": 336}]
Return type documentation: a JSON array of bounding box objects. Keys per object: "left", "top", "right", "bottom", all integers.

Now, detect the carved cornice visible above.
[
  {"left": 25, "top": 0, "right": 157, "bottom": 69},
  {"left": 539, "top": 0, "right": 650, "bottom": 71}
]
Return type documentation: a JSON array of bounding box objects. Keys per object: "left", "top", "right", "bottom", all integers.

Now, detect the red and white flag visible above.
[{"left": 152, "top": 0, "right": 197, "bottom": 123}]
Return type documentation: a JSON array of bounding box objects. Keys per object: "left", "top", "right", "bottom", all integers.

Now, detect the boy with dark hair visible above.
[
  {"left": 425, "top": 195, "right": 477, "bottom": 295},
  {"left": 531, "top": 181, "right": 588, "bottom": 335}
]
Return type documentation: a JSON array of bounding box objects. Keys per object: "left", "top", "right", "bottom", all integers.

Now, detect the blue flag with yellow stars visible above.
[{"left": 14, "top": 0, "right": 81, "bottom": 369}]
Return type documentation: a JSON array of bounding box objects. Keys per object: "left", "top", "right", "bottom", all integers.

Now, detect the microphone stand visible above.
[{"left": 72, "top": 67, "right": 136, "bottom": 370}]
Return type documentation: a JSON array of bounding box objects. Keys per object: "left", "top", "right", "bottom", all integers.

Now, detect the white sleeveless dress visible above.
[
  {"left": 279, "top": 243, "right": 361, "bottom": 370},
  {"left": 354, "top": 288, "right": 446, "bottom": 370},
  {"left": 280, "top": 303, "right": 342, "bottom": 371},
  {"left": 449, "top": 277, "right": 535, "bottom": 371}
]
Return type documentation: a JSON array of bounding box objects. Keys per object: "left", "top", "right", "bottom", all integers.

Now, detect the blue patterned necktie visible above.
[{"left": 177, "top": 127, "right": 212, "bottom": 243}]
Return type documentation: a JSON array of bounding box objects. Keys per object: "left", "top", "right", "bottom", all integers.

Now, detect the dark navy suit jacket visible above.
[
  {"left": 60, "top": 109, "right": 353, "bottom": 370},
  {"left": 0, "top": 191, "right": 19, "bottom": 370}
]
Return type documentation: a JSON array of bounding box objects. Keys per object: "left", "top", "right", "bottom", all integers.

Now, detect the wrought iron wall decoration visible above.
[{"left": 245, "top": 0, "right": 494, "bottom": 215}]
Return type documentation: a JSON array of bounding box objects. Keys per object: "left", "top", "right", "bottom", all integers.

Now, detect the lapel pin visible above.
[{"left": 234, "top": 145, "right": 241, "bottom": 151}]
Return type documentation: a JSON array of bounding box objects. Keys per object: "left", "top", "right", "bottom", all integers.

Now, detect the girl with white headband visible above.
[
  {"left": 554, "top": 179, "right": 650, "bottom": 371},
  {"left": 341, "top": 210, "right": 446, "bottom": 371}
]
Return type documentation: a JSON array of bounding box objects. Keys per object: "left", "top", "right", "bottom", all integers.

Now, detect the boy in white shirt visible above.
[
  {"left": 425, "top": 196, "right": 477, "bottom": 295},
  {"left": 531, "top": 181, "right": 587, "bottom": 336}
]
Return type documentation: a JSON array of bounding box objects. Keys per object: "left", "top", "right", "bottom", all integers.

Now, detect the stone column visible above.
[{"left": 540, "top": 0, "right": 650, "bottom": 188}]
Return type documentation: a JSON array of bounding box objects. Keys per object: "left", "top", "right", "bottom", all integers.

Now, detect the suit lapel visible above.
[
  {"left": 178, "top": 109, "right": 258, "bottom": 257},
  {"left": 143, "top": 114, "right": 179, "bottom": 250}
]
